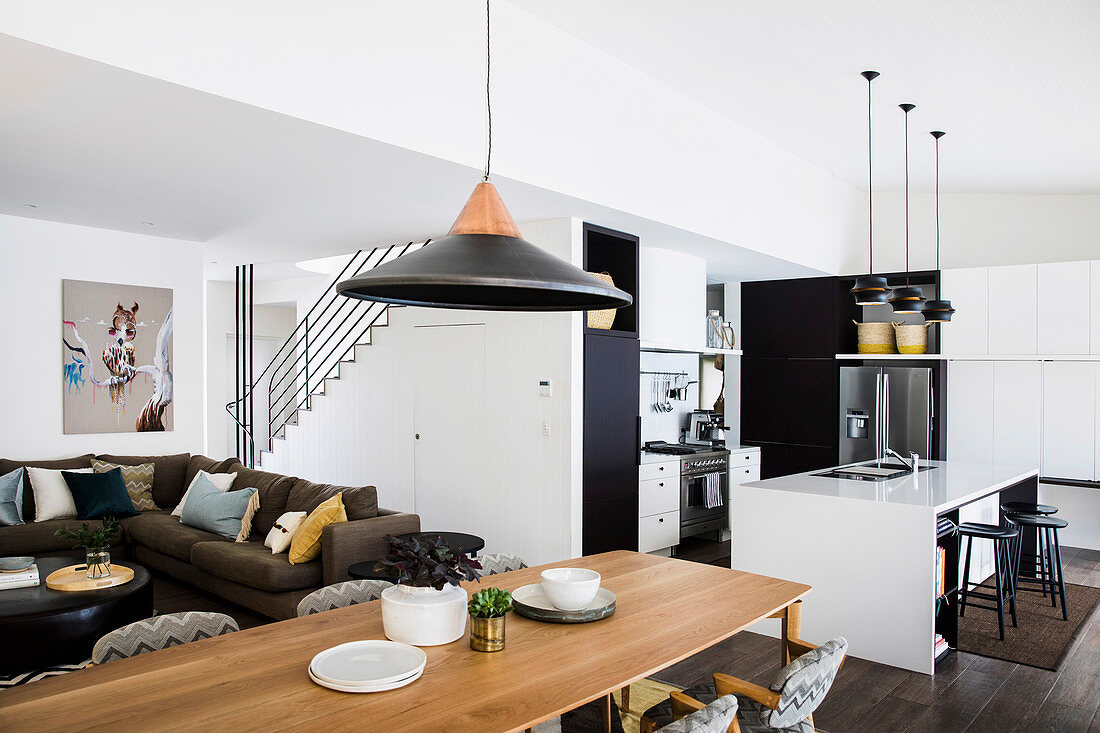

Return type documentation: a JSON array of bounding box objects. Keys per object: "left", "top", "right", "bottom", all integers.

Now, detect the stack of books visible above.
[
  {"left": 934, "top": 545, "right": 946, "bottom": 598},
  {"left": 936, "top": 517, "right": 957, "bottom": 536},
  {"left": 0, "top": 565, "right": 40, "bottom": 591},
  {"left": 933, "top": 633, "right": 950, "bottom": 658}
]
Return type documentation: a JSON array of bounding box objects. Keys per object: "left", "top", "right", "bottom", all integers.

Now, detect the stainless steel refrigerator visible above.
[{"left": 839, "top": 366, "right": 933, "bottom": 464}]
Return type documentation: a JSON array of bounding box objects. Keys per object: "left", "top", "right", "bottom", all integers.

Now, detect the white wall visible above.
[
  {"left": 260, "top": 218, "right": 583, "bottom": 564},
  {"left": 847, "top": 192, "right": 1100, "bottom": 274},
  {"left": 639, "top": 352, "right": 699, "bottom": 445},
  {"left": 0, "top": 214, "right": 203, "bottom": 458},
  {"left": 4, "top": 1, "right": 862, "bottom": 276}
]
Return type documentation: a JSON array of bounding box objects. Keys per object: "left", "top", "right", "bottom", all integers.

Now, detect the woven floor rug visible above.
[
  {"left": 957, "top": 579, "right": 1100, "bottom": 671},
  {"left": 0, "top": 659, "right": 90, "bottom": 690}
]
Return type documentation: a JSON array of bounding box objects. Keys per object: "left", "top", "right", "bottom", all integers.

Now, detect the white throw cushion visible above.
[
  {"left": 264, "top": 511, "right": 307, "bottom": 554},
  {"left": 28, "top": 467, "right": 92, "bottom": 522},
  {"left": 172, "top": 470, "right": 237, "bottom": 517}
]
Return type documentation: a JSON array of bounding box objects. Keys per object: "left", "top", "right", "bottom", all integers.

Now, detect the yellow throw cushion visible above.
[{"left": 288, "top": 492, "right": 346, "bottom": 565}]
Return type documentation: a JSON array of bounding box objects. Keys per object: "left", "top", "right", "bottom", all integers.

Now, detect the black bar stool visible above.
[
  {"left": 958, "top": 522, "right": 1018, "bottom": 640},
  {"left": 1005, "top": 512, "right": 1069, "bottom": 621},
  {"left": 1001, "top": 501, "right": 1058, "bottom": 516},
  {"left": 1001, "top": 502, "right": 1057, "bottom": 596}
]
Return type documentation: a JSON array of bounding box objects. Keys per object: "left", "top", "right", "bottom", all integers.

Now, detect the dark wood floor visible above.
[
  {"left": 668, "top": 538, "right": 1100, "bottom": 733},
  {"left": 149, "top": 540, "right": 1100, "bottom": 732}
]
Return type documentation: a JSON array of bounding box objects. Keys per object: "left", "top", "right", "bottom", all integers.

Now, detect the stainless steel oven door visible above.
[{"left": 680, "top": 470, "right": 728, "bottom": 524}]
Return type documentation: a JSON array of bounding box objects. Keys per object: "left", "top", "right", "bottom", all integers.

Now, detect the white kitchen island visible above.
[{"left": 731, "top": 459, "right": 1039, "bottom": 674}]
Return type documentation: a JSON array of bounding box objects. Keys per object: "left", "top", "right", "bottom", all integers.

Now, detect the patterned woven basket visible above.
[
  {"left": 586, "top": 272, "right": 617, "bottom": 330},
  {"left": 854, "top": 320, "right": 896, "bottom": 354},
  {"left": 893, "top": 322, "right": 931, "bottom": 354}
]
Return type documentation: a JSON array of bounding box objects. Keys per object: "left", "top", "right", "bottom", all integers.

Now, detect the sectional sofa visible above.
[{"left": 0, "top": 453, "right": 419, "bottom": 619}]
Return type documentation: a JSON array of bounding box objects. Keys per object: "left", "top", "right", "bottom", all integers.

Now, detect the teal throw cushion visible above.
[
  {"left": 181, "top": 473, "right": 259, "bottom": 540},
  {"left": 62, "top": 468, "right": 139, "bottom": 519},
  {"left": 0, "top": 467, "right": 24, "bottom": 526}
]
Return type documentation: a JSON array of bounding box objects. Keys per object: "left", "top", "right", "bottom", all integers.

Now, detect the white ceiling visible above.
[
  {"left": 513, "top": 0, "right": 1100, "bottom": 193},
  {"left": 0, "top": 35, "right": 820, "bottom": 283}
]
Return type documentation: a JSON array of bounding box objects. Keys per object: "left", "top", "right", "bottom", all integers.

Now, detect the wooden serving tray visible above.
[{"left": 46, "top": 563, "right": 134, "bottom": 592}]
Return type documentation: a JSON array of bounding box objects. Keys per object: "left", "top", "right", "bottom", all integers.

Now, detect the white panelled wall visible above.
[
  {"left": 260, "top": 219, "right": 582, "bottom": 565},
  {"left": 943, "top": 260, "right": 1100, "bottom": 550}
]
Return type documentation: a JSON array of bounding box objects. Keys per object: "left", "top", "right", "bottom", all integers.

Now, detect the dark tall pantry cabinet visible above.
[{"left": 581, "top": 224, "right": 640, "bottom": 555}]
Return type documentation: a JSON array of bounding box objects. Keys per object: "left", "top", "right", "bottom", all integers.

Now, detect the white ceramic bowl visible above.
[
  {"left": 0, "top": 556, "right": 34, "bottom": 573},
  {"left": 540, "top": 568, "right": 601, "bottom": 611}
]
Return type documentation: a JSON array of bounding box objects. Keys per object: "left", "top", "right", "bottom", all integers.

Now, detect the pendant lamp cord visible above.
[
  {"left": 903, "top": 106, "right": 910, "bottom": 286},
  {"left": 935, "top": 134, "right": 941, "bottom": 270},
  {"left": 483, "top": 0, "right": 493, "bottom": 182},
  {"left": 867, "top": 75, "right": 874, "bottom": 273}
]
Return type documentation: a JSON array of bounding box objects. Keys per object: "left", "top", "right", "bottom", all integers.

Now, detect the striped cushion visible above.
[
  {"left": 91, "top": 612, "right": 238, "bottom": 665},
  {"left": 93, "top": 460, "right": 157, "bottom": 511},
  {"left": 476, "top": 553, "right": 528, "bottom": 577},
  {"left": 662, "top": 695, "right": 739, "bottom": 733},
  {"left": 296, "top": 580, "right": 393, "bottom": 616},
  {"left": 766, "top": 638, "right": 848, "bottom": 729}
]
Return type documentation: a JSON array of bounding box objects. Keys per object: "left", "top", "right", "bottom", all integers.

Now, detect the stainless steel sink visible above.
[{"left": 814, "top": 462, "right": 936, "bottom": 481}]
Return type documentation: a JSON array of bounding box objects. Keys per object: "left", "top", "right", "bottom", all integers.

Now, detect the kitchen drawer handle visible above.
[
  {"left": 658, "top": 518, "right": 664, "bottom": 523},
  {"left": 658, "top": 482, "right": 664, "bottom": 487},
  {"left": 658, "top": 466, "right": 665, "bottom": 471}
]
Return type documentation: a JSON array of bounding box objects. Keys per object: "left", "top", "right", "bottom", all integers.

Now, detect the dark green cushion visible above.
[{"left": 62, "top": 468, "right": 139, "bottom": 519}]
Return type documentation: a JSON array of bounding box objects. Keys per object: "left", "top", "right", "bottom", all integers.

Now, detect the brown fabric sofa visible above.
[{"left": 0, "top": 453, "right": 419, "bottom": 620}]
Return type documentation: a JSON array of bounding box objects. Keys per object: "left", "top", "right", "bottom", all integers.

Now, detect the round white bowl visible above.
[
  {"left": 0, "top": 556, "right": 34, "bottom": 573},
  {"left": 540, "top": 568, "right": 601, "bottom": 611}
]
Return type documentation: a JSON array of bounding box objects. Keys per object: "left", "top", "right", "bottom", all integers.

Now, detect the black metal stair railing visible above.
[{"left": 225, "top": 241, "right": 425, "bottom": 464}]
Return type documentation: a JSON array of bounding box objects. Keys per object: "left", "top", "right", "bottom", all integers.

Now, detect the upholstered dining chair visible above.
[
  {"left": 91, "top": 611, "right": 239, "bottom": 665},
  {"left": 640, "top": 637, "right": 848, "bottom": 733},
  {"left": 296, "top": 579, "right": 394, "bottom": 616},
  {"left": 475, "top": 552, "right": 528, "bottom": 577}
]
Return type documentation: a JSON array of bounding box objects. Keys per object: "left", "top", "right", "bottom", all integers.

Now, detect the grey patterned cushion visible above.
[
  {"left": 660, "top": 695, "right": 738, "bottom": 733},
  {"left": 92, "top": 612, "right": 238, "bottom": 665},
  {"left": 476, "top": 552, "right": 528, "bottom": 577},
  {"left": 766, "top": 637, "right": 848, "bottom": 729},
  {"left": 296, "top": 579, "right": 393, "bottom": 616},
  {"left": 641, "top": 682, "right": 814, "bottom": 733}
]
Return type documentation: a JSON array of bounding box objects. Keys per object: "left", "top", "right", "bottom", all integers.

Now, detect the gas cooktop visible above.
[{"left": 642, "top": 441, "right": 721, "bottom": 456}]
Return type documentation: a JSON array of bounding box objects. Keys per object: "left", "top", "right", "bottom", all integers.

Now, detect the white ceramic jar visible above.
[{"left": 380, "top": 583, "right": 468, "bottom": 646}]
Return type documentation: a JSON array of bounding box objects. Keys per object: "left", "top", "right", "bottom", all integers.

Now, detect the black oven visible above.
[{"left": 680, "top": 450, "right": 729, "bottom": 539}]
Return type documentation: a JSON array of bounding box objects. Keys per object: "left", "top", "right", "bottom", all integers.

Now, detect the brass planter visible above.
[{"left": 470, "top": 615, "right": 506, "bottom": 652}]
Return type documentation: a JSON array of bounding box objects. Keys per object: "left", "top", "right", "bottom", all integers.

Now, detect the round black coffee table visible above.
[
  {"left": 0, "top": 556, "right": 153, "bottom": 674},
  {"left": 347, "top": 531, "right": 486, "bottom": 581}
]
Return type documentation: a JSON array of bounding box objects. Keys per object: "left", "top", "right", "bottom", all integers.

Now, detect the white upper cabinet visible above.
[
  {"left": 940, "top": 268, "right": 988, "bottom": 355},
  {"left": 639, "top": 247, "right": 707, "bottom": 349},
  {"left": 988, "top": 265, "right": 1037, "bottom": 354},
  {"left": 992, "top": 361, "right": 1042, "bottom": 468},
  {"left": 1091, "top": 261, "right": 1100, "bottom": 354},
  {"left": 1042, "top": 361, "right": 1096, "bottom": 480},
  {"left": 947, "top": 360, "right": 994, "bottom": 464},
  {"left": 1037, "top": 261, "right": 1091, "bottom": 354}
]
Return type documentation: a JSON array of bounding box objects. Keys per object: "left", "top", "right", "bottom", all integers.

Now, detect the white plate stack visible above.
[{"left": 308, "top": 640, "right": 427, "bottom": 693}]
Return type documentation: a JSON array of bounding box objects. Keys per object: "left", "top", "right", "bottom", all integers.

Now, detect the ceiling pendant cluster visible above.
[
  {"left": 850, "top": 72, "right": 954, "bottom": 323},
  {"left": 338, "top": 0, "right": 632, "bottom": 311}
]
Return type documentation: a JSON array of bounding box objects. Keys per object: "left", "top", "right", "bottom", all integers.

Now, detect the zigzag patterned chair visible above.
[
  {"left": 296, "top": 579, "right": 393, "bottom": 617},
  {"left": 475, "top": 553, "right": 528, "bottom": 577},
  {"left": 640, "top": 638, "right": 848, "bottom": 733},
  {"left": 91, "top": 612, "right": 239, "bottom": 665}
]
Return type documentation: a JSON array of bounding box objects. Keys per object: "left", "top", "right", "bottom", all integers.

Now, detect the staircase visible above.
[{"left": 226, "top": 241, "right": 426, "bottom": 465}]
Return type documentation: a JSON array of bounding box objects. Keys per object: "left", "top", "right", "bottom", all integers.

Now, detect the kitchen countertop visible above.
[
  {"left": 639, "top": 444, "right": 758, "bottom": 464},
  {"left": 741, "top": 459, "right": 1039, "bottom": 513}
]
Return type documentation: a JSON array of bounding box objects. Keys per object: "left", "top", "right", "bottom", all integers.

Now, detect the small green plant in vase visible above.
[
  {"left": 55, "top": 517, "right": 121, "bottom": 579},
  {"left": 468, "top": 587, "right": 512, "bottom": 652}
]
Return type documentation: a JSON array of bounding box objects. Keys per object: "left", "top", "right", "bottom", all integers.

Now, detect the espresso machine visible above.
[{"left": 686, "top": 410, "right": 726, "bottom": 447}]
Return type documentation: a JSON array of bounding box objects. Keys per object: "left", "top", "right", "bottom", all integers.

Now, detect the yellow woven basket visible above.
[
  {"left": 586, "top": 272, "right": 617, "bottom": 330},
  {"left": 854, "top": 320, "right": 896, "bottom": 354},
  {"left": 893, "top": 322, "right": 931, "bottom": 354}
]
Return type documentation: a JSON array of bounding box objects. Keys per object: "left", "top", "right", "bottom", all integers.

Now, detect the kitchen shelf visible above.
[
  {"left": 837, "top": 353, "right": 1100, "bottom": 361},
  {"left": 642, "top": 341, "right": 742, "bottom": 356}
]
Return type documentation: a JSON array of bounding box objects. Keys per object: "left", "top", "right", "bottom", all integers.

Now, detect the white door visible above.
[
  {"left": 992, "top": 361, "right": 1042, "bottom": 469},
  {"left": 412, "top": 324, "right": 488, "bottom": 536},
  {"left": 939, "top": 268, "right": 989, "bottom": 355},
  {"left": 1038, "top": 262, "right": 1090, "bottom": 354},
  {"left": 988, "top": 265, "right": 1037, "bottom": 354},
  {"left": 947, "top": 361, "right": 994, "bottom": 464},
  {"left": 1042, "top": 361, "right": 1096, "bottom": 480},
  {"left": 225, "top": 335, "right": 283, "bottom": 460},
  {"left": 1091, "top": 262, "right": 1100, "bottom": 354}
]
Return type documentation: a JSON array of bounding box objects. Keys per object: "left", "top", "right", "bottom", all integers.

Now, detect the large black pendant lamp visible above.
[
  {"left": 850, "top": 71, "right": 889, "bottom": 306},
  {"left": 337, "top": 1, "right": 632, "bottom": 311},
  {"left": 889, "top": 103, "right": 926, "bottom": 314},
  {"left": 921, "top": 131, "right": 956, "bottom": 322}
]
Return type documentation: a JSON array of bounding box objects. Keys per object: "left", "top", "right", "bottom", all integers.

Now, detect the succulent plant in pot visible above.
[
  {"left": 375, "top": 534, "right": 483, "bottom": 647},
  {"left": 468, "top": 587, "right": 512, "bottom": 652}
]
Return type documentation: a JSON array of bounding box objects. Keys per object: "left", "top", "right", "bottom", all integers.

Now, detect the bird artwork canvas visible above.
[{"left": 61, "top": 279, "right": 174, "bottom": 434}]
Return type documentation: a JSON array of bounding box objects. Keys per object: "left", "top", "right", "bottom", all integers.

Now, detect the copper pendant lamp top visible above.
[{"left": 447, "top": 181, "right": 522, "bottom": 238}]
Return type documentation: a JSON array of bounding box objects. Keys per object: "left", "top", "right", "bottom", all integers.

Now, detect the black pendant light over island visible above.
[
  {"left": 337, "top": 1, "right": 632, "bottom": 312},
  {"left": 921, "top": 130, "right": 956, "bottom": 323},
  {"left": 889, "top": 103, "right": 926, "bottom": 314},
  {"left": 851, "top": 70, "right": 889, "bottom": 306}
]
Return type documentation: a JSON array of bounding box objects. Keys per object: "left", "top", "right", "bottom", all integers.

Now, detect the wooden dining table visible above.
[{"left": 0, "top": 551, "right": 810, "bottom": 732}]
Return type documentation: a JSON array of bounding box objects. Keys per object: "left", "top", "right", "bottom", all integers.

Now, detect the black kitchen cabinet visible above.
[
  {"left": 787, "top": 278, "right": 838, "bottom": 358},
  {"left": 785, "top": 359, "right": 838, "bottom": 447},
  {"left": 739, "top": 280, "right": 789, "bottom": 357},
  {"left": 741, "top": 358, "right": 787, "bottom": 442},
  {"left": 582, "top": 223, "right": 640, "bottom": 555}
]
